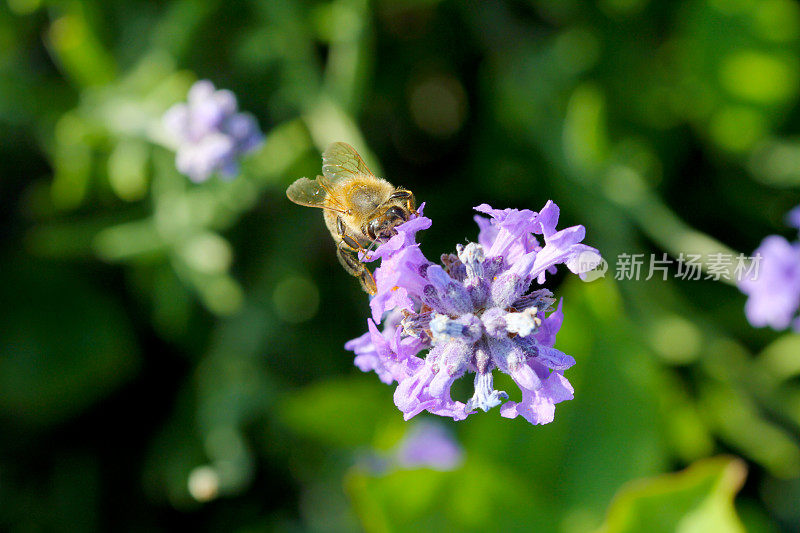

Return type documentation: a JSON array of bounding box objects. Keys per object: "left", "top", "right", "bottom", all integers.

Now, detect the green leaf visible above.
[
  {"left": 346, "top": 458, "right": 534, "bottom": 533},
  {"left": 597, "top": 456, "right": 747, "bottom": 533}
]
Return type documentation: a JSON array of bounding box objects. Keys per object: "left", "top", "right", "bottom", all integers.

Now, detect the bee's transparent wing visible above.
[
  {"left": 286, "top": 176, "right": 347, "bottom": 213},
  {"left": 322, "top": 142, "right": 374, "bottom": 183}
]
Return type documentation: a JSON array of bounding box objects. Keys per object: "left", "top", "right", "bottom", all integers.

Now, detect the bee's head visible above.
[{"left": 366, "top": 205, "right": 412, "bottom": 243}]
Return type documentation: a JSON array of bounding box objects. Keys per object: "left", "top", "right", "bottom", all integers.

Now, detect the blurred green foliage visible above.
[
  {"left": 1, "top": 0, "right": 799, "bottom": 531},
  {"left": 597, "top": 456, "right": 747, "bottom": 533}
]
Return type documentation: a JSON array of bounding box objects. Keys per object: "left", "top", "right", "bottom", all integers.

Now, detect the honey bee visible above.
[{"left": 286, "top": 142, "right": 416, "bottom": 295}]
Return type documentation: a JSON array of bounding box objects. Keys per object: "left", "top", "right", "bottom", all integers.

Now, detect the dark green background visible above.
[{"left": 1, "top": 0, "right": 799, "bottom": 531}]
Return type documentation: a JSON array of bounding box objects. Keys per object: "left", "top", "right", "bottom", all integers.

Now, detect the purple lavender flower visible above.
[
  {"left": 739, "top": 208, "right": 800, "bottom": 331},
  {"left": 345, "top": 201, "right": 601, "bottom": 425},
  {"left": 344, "top": 310, "right": 427, "bottom": 385},
  {"left": 163, "top": 80, "right": 263, "bottom": 183},
  {"left": 393, "top": 420, "right": 464, "bottom": 471}
]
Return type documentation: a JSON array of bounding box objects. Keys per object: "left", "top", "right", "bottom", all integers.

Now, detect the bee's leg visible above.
[
  {"left": 335, "top": 216, "right": 377, "bottom": 294},
  {"left": 359, "top": 269, "right": 377, "bottom": 295},
  {"left": 390, "top": 189, "right": 416, "bottom": 213},
  {"left": 336, "top": 216, "right": 367, "bottom": 252},
  {"left": 336, "top": 239, "right": 377, "bottom": 295},
  {"left": 335, "top": 240, "right": 362, "bottom": 277}
]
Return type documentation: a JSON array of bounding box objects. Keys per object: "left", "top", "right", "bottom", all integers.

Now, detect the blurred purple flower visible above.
[
  {"left": 393, "top": 420, "right": 463, "bottom": 471},
  {"left": 787, "top": 205, "right": 800, "bottom": 231},
  {"left": 346, "top": 201, "right": 601, "bottom": 425},
  {"left": 163, "top": 80, "right": 263, "bottom": 183},
  {"left": 739, "top": 211, "right": 800, "bottom": 331}
]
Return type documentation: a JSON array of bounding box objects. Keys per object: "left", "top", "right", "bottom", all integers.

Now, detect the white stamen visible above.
[
  {"left": 504, "top": 307, "right": 541, "bottom": 337},
  {"left": 457, "top": 242, "right": 485, "bottom": 279},
  {"left": 466, "top": 371, "right": 508, "bottom": 412}
]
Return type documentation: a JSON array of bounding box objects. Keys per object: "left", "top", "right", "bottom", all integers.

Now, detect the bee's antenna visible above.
[{"left": 363, "top": 236, "right": 381, "bottom": 260}]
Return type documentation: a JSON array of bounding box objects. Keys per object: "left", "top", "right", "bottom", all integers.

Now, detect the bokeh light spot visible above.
[
  {"left": 273, "top": 275, "right": 320, "bottom": 323},
  {"left": 201, "top": 276, "right": 244, "bottom": 316},
  {"left": 188, "top": 465, "right": 219, "bottom": 503},
  {"left": 408, "top": 74, "right": 467, "bottom": 138},
  {"left": 719, "top": 51, "right": 798, "bottom": 104},
  {"left": 709, "top": 106, "right": 766, "bottom": 152},
  {"left": 181, "top": 232, "right": 233, "bottom": 275},
  {"left": 650, "top": 315, "right": 703, "bottom": 364},
  {"left": 108, "top": 140, "right": 149, "bottom": 202},
  {"left": 603, "top": 165, "right": 647, "bottom": 206},
  {"left": 748, "top": 138, "right": 800, "bottom": 187}
]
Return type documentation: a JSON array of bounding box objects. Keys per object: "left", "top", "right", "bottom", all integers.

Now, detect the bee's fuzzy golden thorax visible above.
[{"left": 344, "top": 177, "right": 394, "bottom": 211}]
